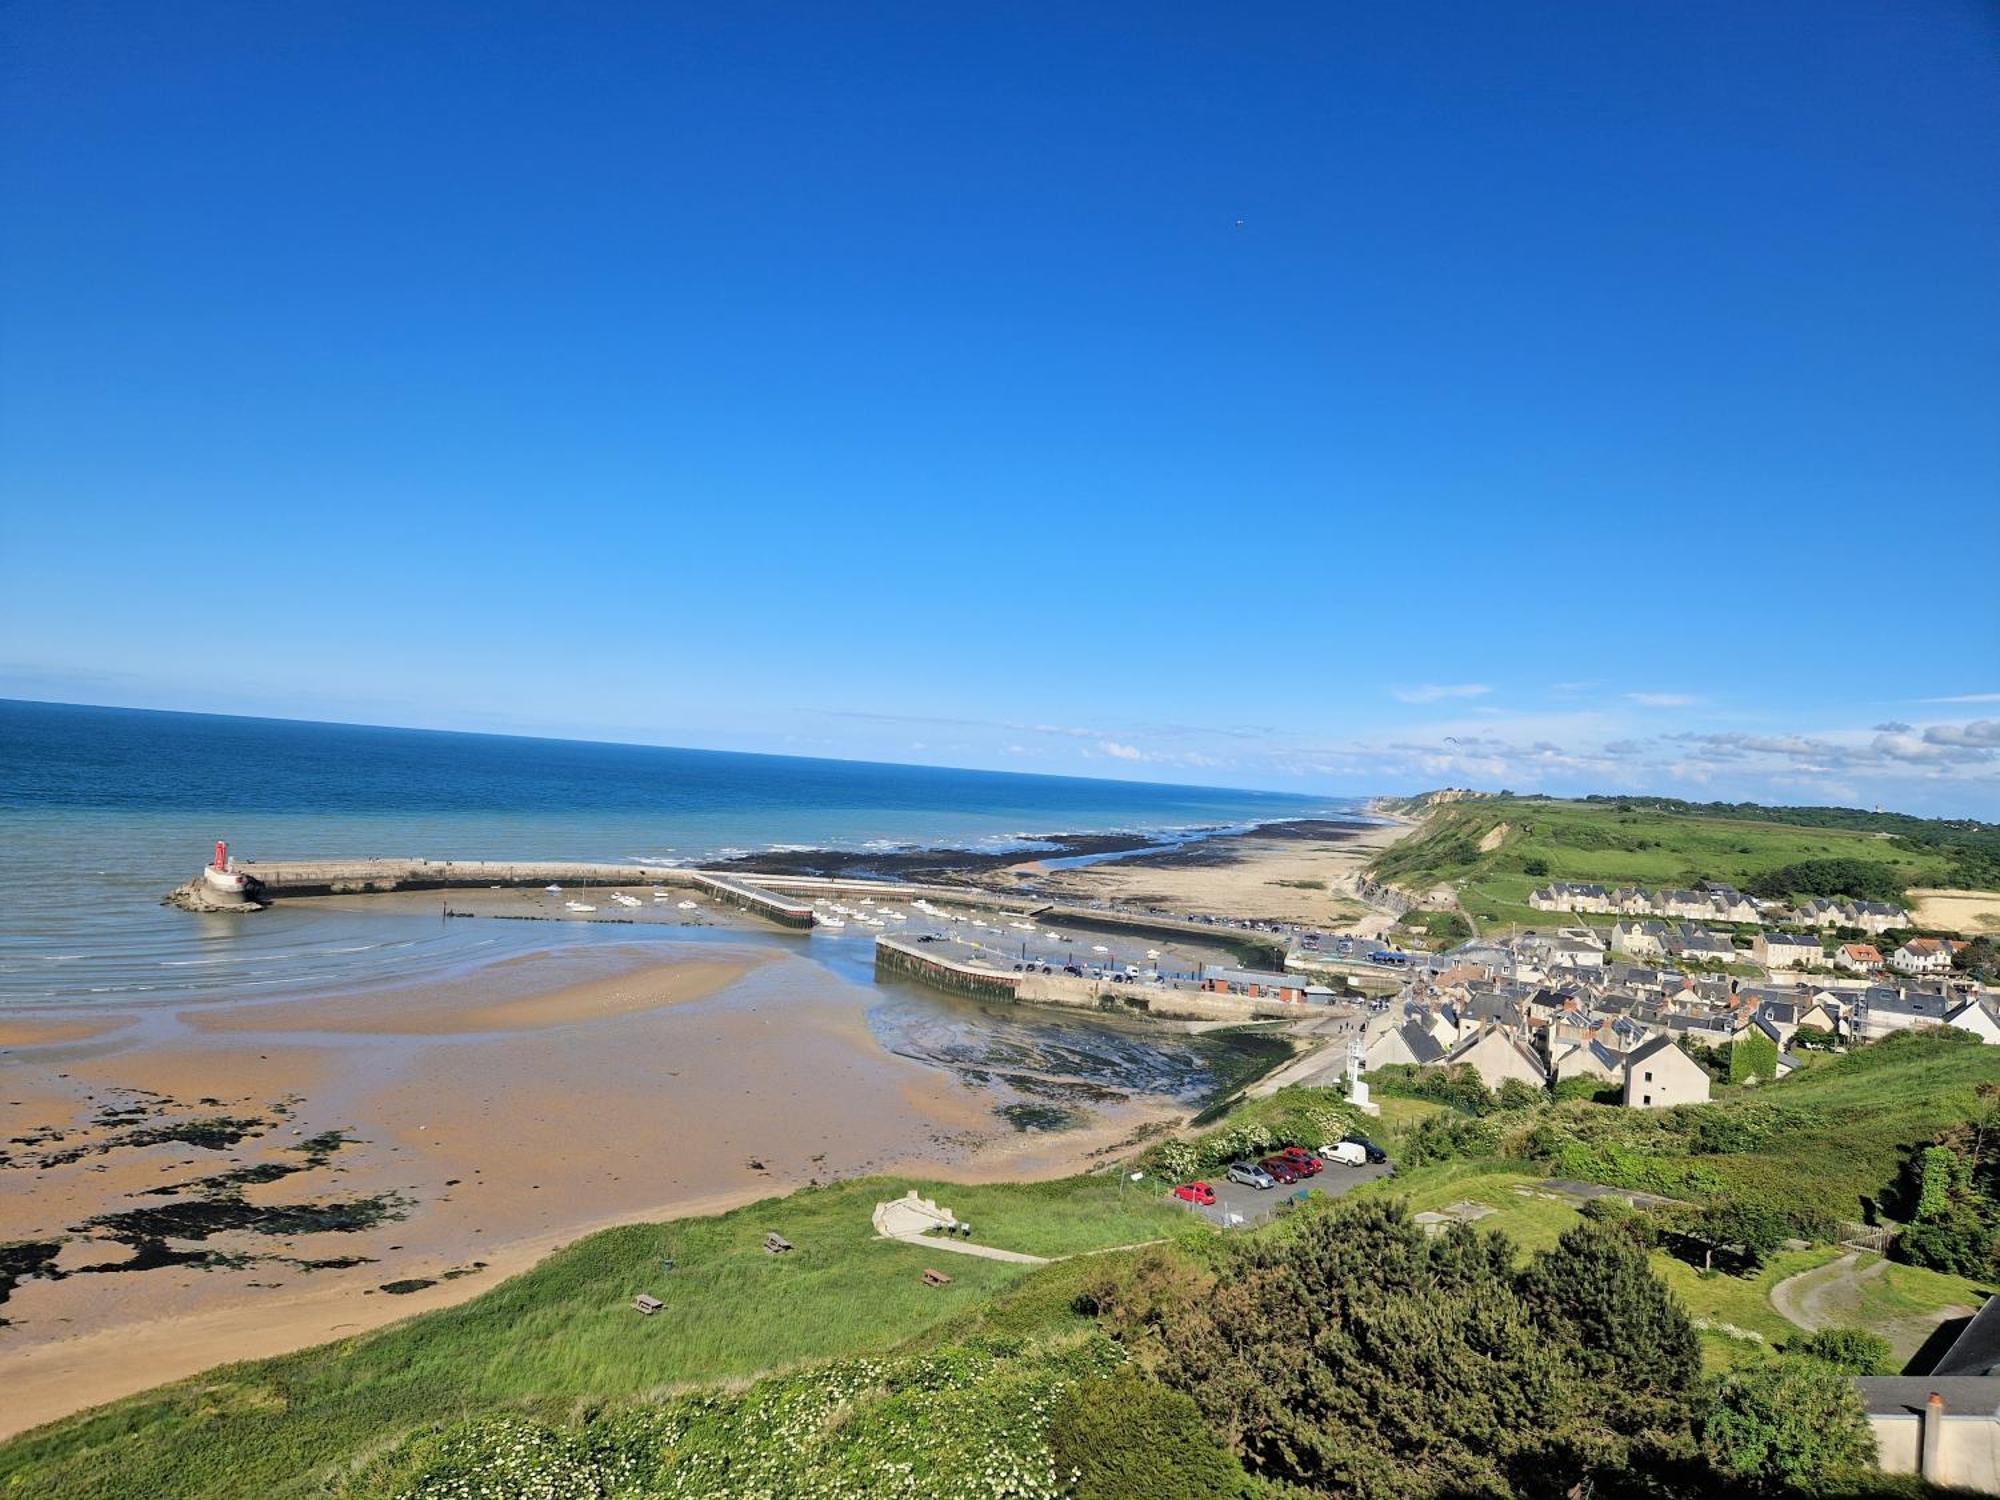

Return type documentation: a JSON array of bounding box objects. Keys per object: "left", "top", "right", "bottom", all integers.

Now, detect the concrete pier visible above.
[{"left": 164, "top": 859, "right": 816, "bottom": 929}]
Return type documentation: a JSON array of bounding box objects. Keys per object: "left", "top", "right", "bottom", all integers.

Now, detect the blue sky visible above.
[{"left": 2, "top": 2, "right": 1996, "bottom": 814}]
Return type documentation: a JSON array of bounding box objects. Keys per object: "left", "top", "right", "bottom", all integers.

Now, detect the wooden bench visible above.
[
  {"left": 762, "top": 1232, "right": 794, "bottom": 1255},
  {"left": 921, "top": 1268, "right": 953, "bottom": 1287},
  {"left": 633, "top": 1294, "right": 664, "bottom": 1315}
]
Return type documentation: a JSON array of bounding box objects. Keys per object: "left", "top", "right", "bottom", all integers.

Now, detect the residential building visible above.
[
  {"left": 1837, "top": 942, "right": 1884, "bottom": 974},
  {"left": 1199, "top": 967, "right": 1308, "bottom": 1002},
  {"left": 1622, "top": 1036, "right": 1711, "bottom": 1109},
  {"left": 1444, "top": 1026, "right": 1549, "bottom": 1093},
  {"left": 1890, "top": 938, "right": 1960, "bottom": 976},
  {"left": 1611, "top": 920, "right": 1669, "bottom": 959},
  {"left": 1944, "top": 999, "right": 2000, "bottom": 1044},
  {"left": 1754, "top": 931, "right": 1824, "bottom": 972}
]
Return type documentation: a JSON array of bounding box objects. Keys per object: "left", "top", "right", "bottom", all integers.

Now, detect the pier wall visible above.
[
  {"left": 873, "top": 936, "right": 1294, "bottom": 1023},
  {"left": 169, "top": 860, "right": 815, "bottom": 929}
]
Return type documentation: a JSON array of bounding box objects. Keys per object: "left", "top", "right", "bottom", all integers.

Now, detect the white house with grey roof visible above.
[{"left": 1622, "top": 1036, "right": 1711, "bottom": 1109}]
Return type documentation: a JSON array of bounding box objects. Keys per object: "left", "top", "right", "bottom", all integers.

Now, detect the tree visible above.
[
  {"left": 1729, "top": 1030, "right": 1778, "bottom": 1085},
  {"left": 1047, "top": 1366, "right": 1252, "bottom": 1499},
  {"left": 1517, "top": 1220, "right": 1700, "bottom": 1392},
  {"left": 1152, "top": 1201, "right": 1576, "bottom": 1498},
  {"left": 1680, "top": 1201, "right": 1788, "bottom": 1275},
  {"left": 1522, "top": 857, "right": 1550, "bottom": 878},
  {"left": 1698, "top": 1357, "right": 1876, "bottom": 1489},
  {"left": 1790, "top": 1327, "right": 1893, "bottom": 1375},
  {"left": 1496, "top": 1076, "right": 1545, "bottom": 1112}
]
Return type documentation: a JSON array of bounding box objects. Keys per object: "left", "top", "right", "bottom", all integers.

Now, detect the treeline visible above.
[{"left": 1743, "top": 858, "right": 1909, "bottom": 903}]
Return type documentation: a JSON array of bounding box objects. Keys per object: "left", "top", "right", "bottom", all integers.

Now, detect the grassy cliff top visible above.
[{"left": 1366, "top": 795, "right": 1972, "bottom": 930}]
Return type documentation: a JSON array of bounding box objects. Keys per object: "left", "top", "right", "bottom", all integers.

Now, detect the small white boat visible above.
[
  {"left": 565, "top": 901, "right": 597, "bottom": 913},
  {"left": 1091, "top": 944, "right": 1110, "bottom": 954},
  {"left": 819, "top": 916, "right": 847, "bottom": 928},
  {"left": 678, "top": 900, "right": 699, "bottom": 911},
  {"left": 1146, "top": 949, "right": 1161, "bottom": 960},
  {"left": 545, "top": 884, "right": 563, "bottom": 893}
]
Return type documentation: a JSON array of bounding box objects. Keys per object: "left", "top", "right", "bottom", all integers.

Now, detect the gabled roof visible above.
[
  {"left": 1398, "top": 1021, "right": 1446, "bottom": 1066},
  {"left": 1934, "top": 1294, "right": 2000, "bottom": 1378},
  {"left": 1624, "top": 1034, "right": 1684, "bottom": 1070}
]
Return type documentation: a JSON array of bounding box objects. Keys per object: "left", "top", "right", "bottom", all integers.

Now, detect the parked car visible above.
[
  {"left": 1172, "top": 1181, "right": 1216, "bottom": 1206},
  {"left": 1276, "top": 1145, "right": 1322, "bottom": 1176},
  {"left": 1341, "top": 1134, "right": 1388, "bottom": 1164},
  {"left": 1226, "top": 1160, "right": 1277, "bottom": 1190},
  {"left": 1259, "top": 1155, "right": 1302, "bottom": 1185},
  {"left": 1319, "top": 1141, "right": 1368, "bottom": 1168}
]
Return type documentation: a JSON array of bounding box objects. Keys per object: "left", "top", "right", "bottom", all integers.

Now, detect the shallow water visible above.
[{"left": 0, "top": 699, "right": 1354, "bottom": 1005}]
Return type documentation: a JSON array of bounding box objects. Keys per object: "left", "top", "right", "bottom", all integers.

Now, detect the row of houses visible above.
[
  {"left": 1363, "top": 948, "right": 1999, "bottom": 1106},
  {"left": 1528, "top": 881, "right": 1908, "bottom": 934},
  {"left": 1526, "top": 918, "right": 1963, "bottom": 979}
]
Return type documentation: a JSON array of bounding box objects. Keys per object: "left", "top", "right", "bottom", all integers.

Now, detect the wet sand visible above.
[{"left": 0, "top": 938, "right": 1183, "bottom": 1438}]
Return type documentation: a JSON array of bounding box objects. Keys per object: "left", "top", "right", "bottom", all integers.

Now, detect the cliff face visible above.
[{"left": 1375, "top": 787, "right": 1494, "bottom": 817}]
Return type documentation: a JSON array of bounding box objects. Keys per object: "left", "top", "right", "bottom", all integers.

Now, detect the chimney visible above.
[{"left": 1920, "top": 1392, "right": 1945, "bottom": 1484}]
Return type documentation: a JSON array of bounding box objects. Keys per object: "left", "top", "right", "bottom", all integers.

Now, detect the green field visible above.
[
  {"left": 1371, "top": 796, "right": 1949, "bottom": 931},
  {"left": 0, "top": 1175, "right": 1186, "bottom": 1500}
]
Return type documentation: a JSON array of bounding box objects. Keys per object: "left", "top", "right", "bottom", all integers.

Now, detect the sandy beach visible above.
[
  {"left": 0, "top": 935, "right": 1185, "bottom": 1438},
  {"left": 984, "top": 816, "right": 1415, "bottom": 936}
]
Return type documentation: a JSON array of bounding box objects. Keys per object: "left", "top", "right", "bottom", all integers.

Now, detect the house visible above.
[
  {"left": 1795, "top": 897, "right": 1844, "bottom": 929},
  {"left": 1199, "top": 966, "right": 1309, "bottom": 1002},
  {"left": 1553, "top": 1038, "right": 1625, "bottom": 1084},
  {"left": 1836, "top": 942, "right": 1884, "bottom": 974},
  {"left": 1622, "top": 1036, "right": 1711, "bottom": 1109},
  {"left": 1669, "top": 924, "right": 1737, "bottom": 963},
  {"left": 1444, "top": 1026, "right": 1549, "bottom": 1093},
  {"left": 1848, "top": 900, "right": 1910, "bottom": 935},
  {"left": 1944, "top": 998, "right": 2000, "bottom": 1044},
  {"left": 1611, "top": 887, "right": 1650, "bottom": 915},
  {"left": 1858, "top": 1295, "right": 2000, "bottom": 1490},
  {"left": 1611, "top": 920, "right": 1670, "bottom": 960},
  {"left": 1856, "top": 987, "right": 1956, "bottom": 1041},
  {"left": 1754, "top": 930, "right": 1824, "bottom": 972},
  {"left": 1890, "top": 938, "right": 1960, "bottom": 977},
  {"left": 1366, "top": 1020, "right": 1447, "bottom": 1071},
  {"left": 1708, "top": 888, "right": 1760, "bottom": 924}
]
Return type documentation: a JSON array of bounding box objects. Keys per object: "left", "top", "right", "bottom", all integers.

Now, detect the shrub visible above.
[
  {"left": 1698, "top": 1357, "right": 1877, "bottom": 1489},
  {"left": 1048, "top": 1366, "right": 1251, "bottom": 1499},
  {"left": 1790, "top": 1328, "right": 1894, "bottom": 1375}
]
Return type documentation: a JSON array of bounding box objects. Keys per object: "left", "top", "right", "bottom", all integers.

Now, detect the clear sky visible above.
[{"left": 2, "top": 2, "right": 1996, "bottom": 814}]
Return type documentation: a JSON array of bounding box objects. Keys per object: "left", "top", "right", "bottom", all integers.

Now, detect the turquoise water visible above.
[{"left": 0, "top": 700, "right": 1355, "bottom": 1004}]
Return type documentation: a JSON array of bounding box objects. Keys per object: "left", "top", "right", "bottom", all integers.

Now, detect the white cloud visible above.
[
  {"left": 1391, "top": 683, "right": 1492, "bottom": 705},
  {"left": 1099, "top": 740, "right": 1144, "bottom": 761},
  {"left": 1923, "top": 693, "right": 2000, "bottom": 704},
  {"left": 1626, "top": 692, "right": 1699, "bottom": 708}
]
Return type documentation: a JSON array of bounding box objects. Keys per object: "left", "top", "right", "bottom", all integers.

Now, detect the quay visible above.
[
  {"left": 873, "top": 934, "right": 1307, "bottom": 1024},
  {"left": 164, "top": 858, "right": 816, "bottom": 929}
]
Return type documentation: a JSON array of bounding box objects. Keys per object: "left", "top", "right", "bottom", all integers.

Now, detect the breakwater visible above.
[
  {"left": 873, "top": 935, "right": 1304, "bottom": 1024},
  {"left": 165, "top": 860, "right": 816, "bottom": 929}
]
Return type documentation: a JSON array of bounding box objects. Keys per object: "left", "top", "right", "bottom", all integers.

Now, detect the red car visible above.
[
  {"left": 1172, "top": 1181, "right": 1216, "bottom": 1206},
  {"left": 1259, "top": 1156, "right": 1302, "bottom": 1185},
  {"left": 1277, "top": 1146, "right": 1323, "bottom": 1177}
]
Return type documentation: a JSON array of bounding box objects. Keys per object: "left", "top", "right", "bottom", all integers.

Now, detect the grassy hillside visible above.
[
  {"left": 0, "top": 1175, "right": 1186, "bottom": 1500},
  {"left": 1510, "top": 1033, "right": 1998, "bottom": 1228},
  {"left": 4, "top": 1036, "right": 1990, "bottom": 1499},
  {"left": 1369, "top": 796, "right": 1953, "bottom": 930}
]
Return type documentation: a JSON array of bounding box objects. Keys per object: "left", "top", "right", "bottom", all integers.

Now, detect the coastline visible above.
[
  {"left": 1, "top": 810, "right": 1418, "bottom": 1440},
  {"left": 0, "top": 939, "right": 1192, "bottom": 1436}
]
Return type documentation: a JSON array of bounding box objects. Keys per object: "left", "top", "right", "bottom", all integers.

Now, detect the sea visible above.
[{"left": 0, "top": 699, "right": 1362, "bottom": 1008}]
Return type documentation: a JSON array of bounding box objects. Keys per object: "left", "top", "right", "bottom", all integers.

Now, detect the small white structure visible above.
[{"left": 1346, "top": 1037, "right": 1379, "bottom": 1116}]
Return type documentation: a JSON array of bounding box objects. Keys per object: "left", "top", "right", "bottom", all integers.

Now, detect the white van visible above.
[{"left": 1319, "top": 1141, "right": 1367, "bottom": 1168}]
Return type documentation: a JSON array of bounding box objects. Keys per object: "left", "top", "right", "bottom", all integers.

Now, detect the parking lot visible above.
[{"left": 1169, "top": 1157, "right": 1396, "bottom": 1230}]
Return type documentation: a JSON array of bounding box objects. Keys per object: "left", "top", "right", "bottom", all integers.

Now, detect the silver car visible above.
[{"left": 1226, "top": 1160, "right": 1277, "bottom": 1190}]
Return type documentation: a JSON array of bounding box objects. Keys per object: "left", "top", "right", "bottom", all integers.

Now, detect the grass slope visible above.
[
  {"left": 1370, "top": 797, "right": 1947, "bottom": 931},
  {"left": 0, "top": 1175, "right": 1185, "bottom": 1500}
]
